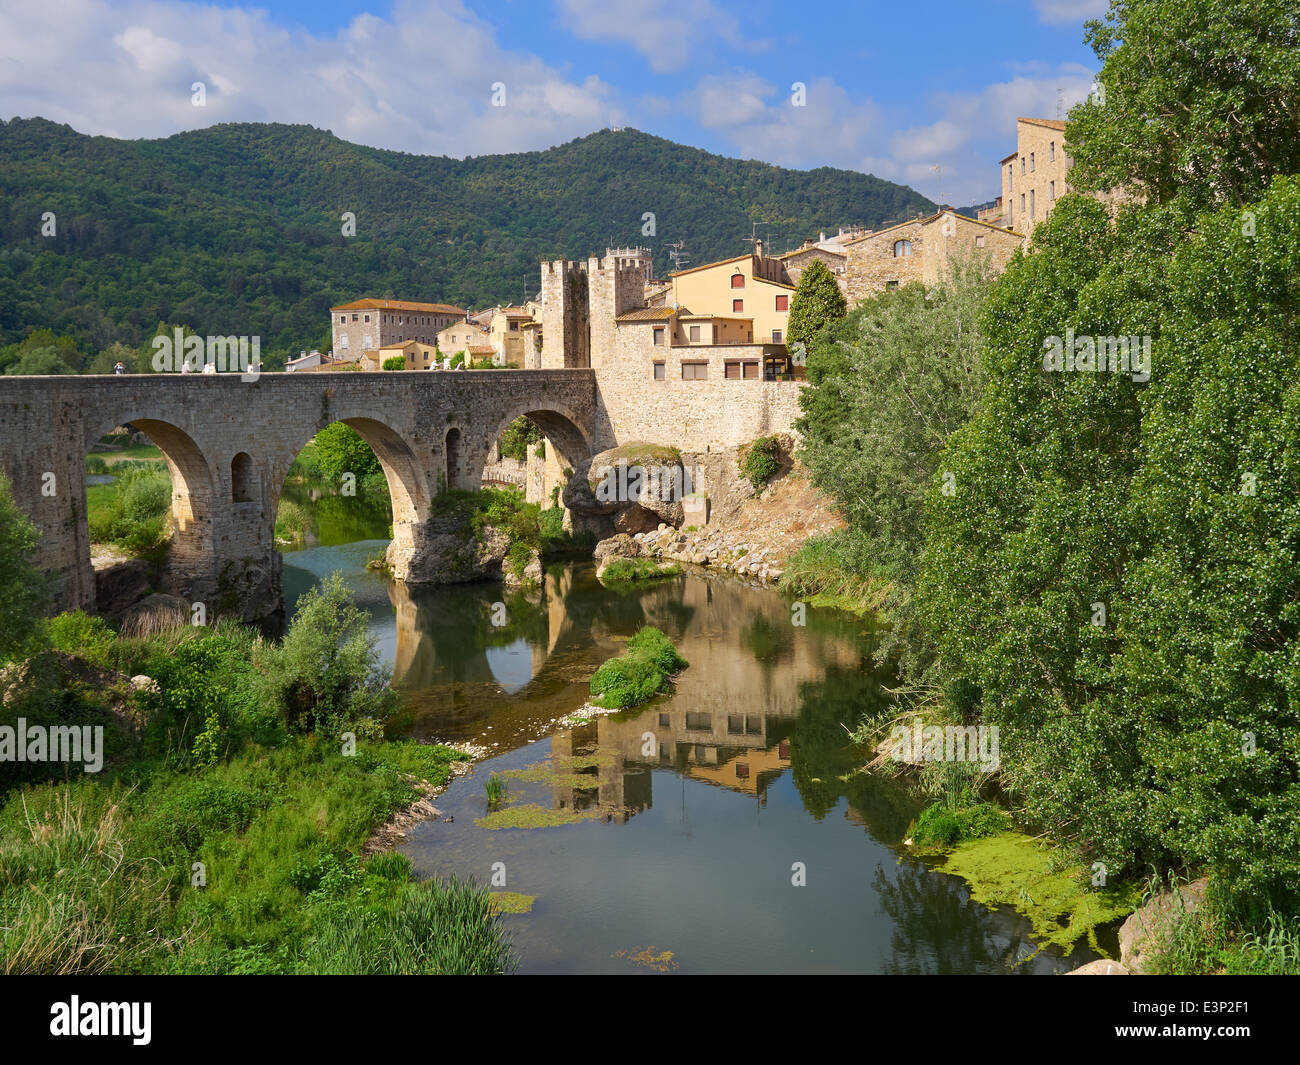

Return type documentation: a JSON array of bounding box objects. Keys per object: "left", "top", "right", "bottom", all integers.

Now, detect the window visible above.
[
  {"left": 772, "top": 328, "right": 782, "bottom": 343},
  {"left": 681, "top": 361, "right": 708, "bottom": 380},
  {"left": 725, "top": 361, "right": 742, "bottom": 380},
  {"left": 733, "top": 299, "right": 743, "bottom": 313},
  {"left": 652, "top": 327, "right": 665, "bottom": 346},
  {"left": 893, "top": 239, "right": 912, "bottom": 257},
  {"left": 775, "top": 294, "right": 788, "bottom": 311},
  {"left": 653, "top": 362, "right": 665, "bottom": 380},
  {"left": 338, "top": 315, "right": 345, "bottom": 324},
  {"left": 684, "top": 712, "right": 711, "bottom": 731},
  {"left": 1050, "top": 141, "right": 1055, "bottom": 162},
  {"left": 351, "top": 314, "right": 358, "bottom": 322},
  {"left": 689, "top": 325, "right": 701, "bottom": 342},
  {"left": 231, "top": 452, "right": 255, "bottom": 502},
  {"left": 975, "top": 234, "right": 985, "bottom": 248},
  {"left": 886, "top": 280, "right": 899, "bottom": 289},
  {"left": 1049, "top": 180, "right": 1056, "bottom": 202},
  {"left": 364, "top": 315, "right": 370, "bottom": 323},
  {"left": 363, "top": 335, "right": 372, "bottom": 348},
  {"left": 1029, "top": 152, "right": 1035, "bottom": 172},
  {"left": 340, "top": 335, "right": 349, "bottom": 349},
  {"left": 731, "top": 273, "right": 745, "bottom": 289},
  {"left": 1021, "top": 193, "right": 1026, "bottom": 213},
  {"left": 1030, "top": 189, "right": 1036, "bottom": 218},
  {"left": 1008, "top": 164, "right": 1013, "bottom": 190},
  {"left": 744, "top": 361, "right": 759, "bottom": 379},
  {"left": 1021, "top": 158, "right": 1026, "bottom": 175}
]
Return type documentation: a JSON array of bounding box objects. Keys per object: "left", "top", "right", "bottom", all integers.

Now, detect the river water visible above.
[{"left": 282, "top": 528, "right": 1102, "bottom": 975}]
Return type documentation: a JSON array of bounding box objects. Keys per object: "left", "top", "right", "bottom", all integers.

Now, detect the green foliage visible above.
[
  {"left": 1067, "top": 0, "right": 1300, "bottom": 212},
  {"left": 256, "top": 573, "right": 396, "bottom": 741},
  {"left": 381, "top": 356, "right": 406, "bottom": 371},
  {"left": 499, "top": 416, "right": 541, "bottom": 462},
  {"left": 740, "top": 435, "right": 783, "bottom": 492},
  {"left": 589, "top": 626, "right": 688, "bottom": 709},
  {"left": 312, "top": 423, "right": 381, "bottom": 480},
  {"left": 484, "top": 774, "right": 506, "bottom": 806},
  {"left": 911, "top": 801, "right": 1010, "bottom": 847},
  {"left": 0, "top": 471, "right": 46, "bottom": 662},
  {"left": 599, "top": 558, "right": 681, "bottom": 582},
  {"left": 0, "top": 119, "right": 932, "bottom": 356},
  {"left": 46, "top": 611, "right": 115, "bottom": 667},
  {"left": 86, "top": 464, "right": 171, "bottom": 554},
  {"left": 786, "top": 258, "right": 847, "bottom": 356}
]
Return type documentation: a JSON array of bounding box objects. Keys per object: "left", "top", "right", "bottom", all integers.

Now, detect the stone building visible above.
[
  {"left": 437, "top": 319, "right": 490, "bottom": 354},
  {"left": 1000, "top": 118, "right": 1070, "bottom": 238},
  {"left": 538, "top": 247, "right": 803, "bottom": 455},
  {"left": 840, "top": 210, "right": 1024, "bottom": 306},
  {"left": 330, "top": 298, "right": 465, "bottom": 361}
]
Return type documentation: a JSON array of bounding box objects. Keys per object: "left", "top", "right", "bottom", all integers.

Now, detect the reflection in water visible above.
[{"left": 283, "top": 538, "right": 1103, "bottom": 974}]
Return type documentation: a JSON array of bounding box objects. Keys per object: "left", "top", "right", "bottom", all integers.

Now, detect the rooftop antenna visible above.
[
  {"left": 931, "top": 164, "right": 942, "bottom": 209},
  {"left": 744, "top": 220, "right": 771, "bottom": 256},
  {"left": 665, "top": 240, "right": 690, "bottom": 272},
  {"left": 1056, "top": 86, "right": 1064, "bottom": 119}
]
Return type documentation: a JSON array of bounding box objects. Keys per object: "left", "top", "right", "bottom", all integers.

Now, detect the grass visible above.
[
  {"left": 1, "top": 592, "right": 513, "bottom": 975},
  {"left": 589, "top": 626, "right": 688, "bottom": 709},
  {"left": 779, "top": 530, "right": 889, "bottom": 616},
  {"left": 599, "top": 558, "right": 682, "bottom": 582},
  {"left": 93, "top": 444, "right": 165, "bottom": 466}
]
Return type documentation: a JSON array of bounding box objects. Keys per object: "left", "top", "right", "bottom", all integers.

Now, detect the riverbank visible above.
[{"left": 0, "top": 583, "right": 515, "bottom": 975}]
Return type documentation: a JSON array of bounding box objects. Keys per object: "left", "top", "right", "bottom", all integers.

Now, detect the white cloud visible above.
[
  {"left": 556, "top": 0, "right": 769, "bottom": 74},
  {"left": 1033, "top": 0, "right": 1108, "bottom": 25},
  {"left": 0, "top": 0, "right": 614, "bottom": 157}
]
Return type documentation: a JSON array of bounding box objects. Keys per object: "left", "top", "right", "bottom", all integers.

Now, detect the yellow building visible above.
[
  {"left": 436, "top": 319, "right": 490, "bottom": 354},
  {"left": 1000, "top": 117, "right": 1071, "bottom": 238},
  {"left": 370, "top": 339, "right": 439, "bottom": 370},
  {"left": 669, "top": 242, "right": 794, "bottom": 346}
]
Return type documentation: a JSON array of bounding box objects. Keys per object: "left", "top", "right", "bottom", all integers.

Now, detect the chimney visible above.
[{"left": 755, "top": 238, "right": 764, "bottom": 258}]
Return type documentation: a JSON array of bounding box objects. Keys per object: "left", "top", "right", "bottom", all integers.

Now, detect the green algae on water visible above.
[
  {"left": 488, "top": 891, "right": 536, "bottom": 914},
  {"left": 474, "top": 803, "right": 604, "bottom": 830},
  {"left": 932, "top": 831, "right": 1142, "bottom": 958}
]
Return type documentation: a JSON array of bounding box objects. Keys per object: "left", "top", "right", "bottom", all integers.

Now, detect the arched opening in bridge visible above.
[
  {"left": 274, "top": 416, "right": 429, "bottom": 616},
  {"left": 81, "top": 418, "right": 215, "bottom": 610},
  {"left": 444, "top": 427, "right": 462, "bottom": 490},
  {"left": 231, "top": 452, "right": 256, "bottom": 502},
  {"left": 476, "top": 407, "right": 593, "bottom": 531}
]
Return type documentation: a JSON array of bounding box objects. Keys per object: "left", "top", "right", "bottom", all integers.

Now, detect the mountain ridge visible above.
[{"left": 0, "top": 117, "right": 935, "bottom": 361}]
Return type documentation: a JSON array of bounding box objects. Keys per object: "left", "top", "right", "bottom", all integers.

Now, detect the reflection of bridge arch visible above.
[{"left": 0, "top": 371, "right": 602, "bottom": 619}]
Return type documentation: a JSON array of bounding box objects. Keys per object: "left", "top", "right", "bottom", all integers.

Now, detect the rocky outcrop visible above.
[
  {"left": 387, "top": 522, "right": 512, "bottom": 585},
  {"left": 1118, "top": 877, "right": 1209, "bottom": 974},
  {"left": 503, "top": 548, "right": 543, "bottom": 588},
  {"left": 564, "top": 443, "right": 689, "bottom": 536},
  {"left": 94, "top": 559, "right": 156, "bottom": 617},
  {"left": 621, "top": 525, "right": 786, "bottom": 586}
]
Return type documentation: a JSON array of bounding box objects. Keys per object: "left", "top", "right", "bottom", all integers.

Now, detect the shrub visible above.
[
  {"left": 255, "top": 573, "right": 396, "bottom": 740},
  {"left": 381, "top": 356, "right": 406, "bottom": 371},
  {"left": 590, "top": 626, "right": 687, "bottom": 709},
  {"left": 911, "top": 801, "right": 1009, "bottom": 847},
  {"left": 46, "top": 611, "right": 115, "bottom": 667},
  {"left": 740, "top": 436, "right": 782, "bottom": 492}
]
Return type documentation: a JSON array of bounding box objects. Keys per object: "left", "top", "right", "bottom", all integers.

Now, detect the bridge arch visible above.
[
  {"left": 78, "top": 414, "right": 218, "bottom": 607},
  {"left": 475, "top": 401, "right": 594, "bottom": 489}
]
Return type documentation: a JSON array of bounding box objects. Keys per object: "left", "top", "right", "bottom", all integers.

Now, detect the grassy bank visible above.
[
  {"left": 589, "top": 626, "right": 687, "bottom": 709},
  {"left": 0, "top": 576, "right": 515, "bottom": 975}
]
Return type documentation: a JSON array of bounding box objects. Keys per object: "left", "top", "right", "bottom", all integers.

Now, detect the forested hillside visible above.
[{"left": 0, "top": 119, "right": 933, "bottom": 364}]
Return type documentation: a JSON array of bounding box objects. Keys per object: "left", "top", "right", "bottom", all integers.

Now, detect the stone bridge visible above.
[{"left": 0, "top": 370, "right": 605, "bottom": 620}]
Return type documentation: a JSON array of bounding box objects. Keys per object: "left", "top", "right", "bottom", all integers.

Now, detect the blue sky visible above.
[{"left": 0, "top": 0, "right": 1109, "bottom": 204}]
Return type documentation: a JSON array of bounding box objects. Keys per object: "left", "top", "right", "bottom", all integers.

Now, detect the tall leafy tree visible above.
[
  {"left": 786, "top": 259, "right": 847, "bottom": 358},
  {"left": 1068, "top": 0, "right": 1300, "bottom": 210}
]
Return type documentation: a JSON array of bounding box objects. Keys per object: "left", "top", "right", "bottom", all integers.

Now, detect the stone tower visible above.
[
  {"left": 539, "top": 258, "right": 590, "bottom": 368},
  {"left": 586, "top": 247, "right": 653, "bottom": 369}
]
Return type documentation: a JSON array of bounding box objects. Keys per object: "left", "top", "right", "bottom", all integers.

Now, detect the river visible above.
[{"left": 282, "top": 519, "right": 1103, "bottom": 974}]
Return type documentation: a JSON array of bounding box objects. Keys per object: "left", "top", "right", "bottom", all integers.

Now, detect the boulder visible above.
[
  {"left": 1065, "top": 959, "right": 1131, "bottom": 975},
  {"left": 119, "top": 593, "right": 190, "bottom": 639},
  {"left": 1118, "top": 877, "right": 1209, "bottom": 973}
]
